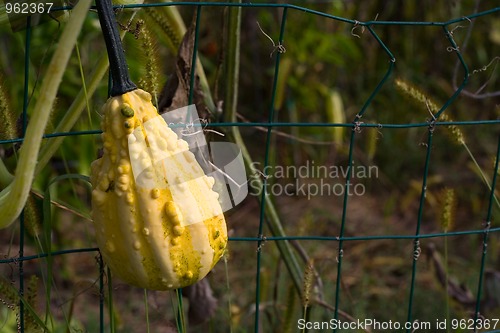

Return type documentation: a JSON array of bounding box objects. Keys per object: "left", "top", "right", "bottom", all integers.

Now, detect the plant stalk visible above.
[
  {"left": 96, "top": 0, "right": 137, "bottom": 96},
  {"left": 0, "top": 0, "right": 92, "bottom": 229}
]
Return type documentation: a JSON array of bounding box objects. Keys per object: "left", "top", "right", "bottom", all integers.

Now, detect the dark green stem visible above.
[{"left": 96, "top": 0, "right": 137, "bottom": 96}]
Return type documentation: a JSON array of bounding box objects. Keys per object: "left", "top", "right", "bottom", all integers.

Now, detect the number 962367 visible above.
[
  {"left": 451, "top": 318, "right": 499, "bottom": 330},
  {"left": 5, "top": 2, "right": 54, "bottom": 14}
]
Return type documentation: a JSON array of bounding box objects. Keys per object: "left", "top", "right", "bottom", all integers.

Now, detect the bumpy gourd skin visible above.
[{"left": 90, "top": 89, "right": 227, "bottom": 290}]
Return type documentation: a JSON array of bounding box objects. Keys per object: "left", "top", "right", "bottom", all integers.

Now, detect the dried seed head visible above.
[
  {"left": 0, "top": 77, "right": 16, "bottom": 140},
  {"left": 440, "top": 188, "right": 456, "bottom": 232},
  {"left": 438, "top": 112, "right": 465, "bottom": 145},
  {"left": 395, "top": 79, "right": 465, "bottom": 145},
  {"left": 302, "top": 260, "right": 314, "bottom": 308},
  {"left": 136, "top": 20, "right": 160, "bottom": 99}
]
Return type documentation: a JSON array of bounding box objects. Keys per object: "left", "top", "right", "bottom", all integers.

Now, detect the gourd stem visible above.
[{"left": 96, "top": 0, "right": 137, "bottom": 96}]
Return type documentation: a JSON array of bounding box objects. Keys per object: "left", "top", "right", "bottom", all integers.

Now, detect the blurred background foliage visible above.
[{"left": 0, "top": 0, "right": 499, "bottom": 332}]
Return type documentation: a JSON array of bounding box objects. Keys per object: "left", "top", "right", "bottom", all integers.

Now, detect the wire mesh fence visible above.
[{"left": 0, "top": 1, "right": 499, "bottom": 332}]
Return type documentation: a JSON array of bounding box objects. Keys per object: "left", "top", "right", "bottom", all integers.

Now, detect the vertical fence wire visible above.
[
  {"left": 474, "top": 135, "right": 500, "bottom": 330},
  {"left": 254, "top": 6, "right": 288, "bottom": 332},
  {"left": 0, "top": 2, "right": 499, "bottom": 332}
]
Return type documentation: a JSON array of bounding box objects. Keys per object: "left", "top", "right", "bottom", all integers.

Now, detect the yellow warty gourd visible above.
[{"left": 90, "top": 89, "right": 227, "bottom": 290}]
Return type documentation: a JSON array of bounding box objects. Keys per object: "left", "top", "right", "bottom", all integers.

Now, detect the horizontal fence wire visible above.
[
  {"left": 0, "top": 2, "right": 499, "bottom": 333},
  {"left": 2, "top": 120, "right": 500, "bottom": 145}
]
